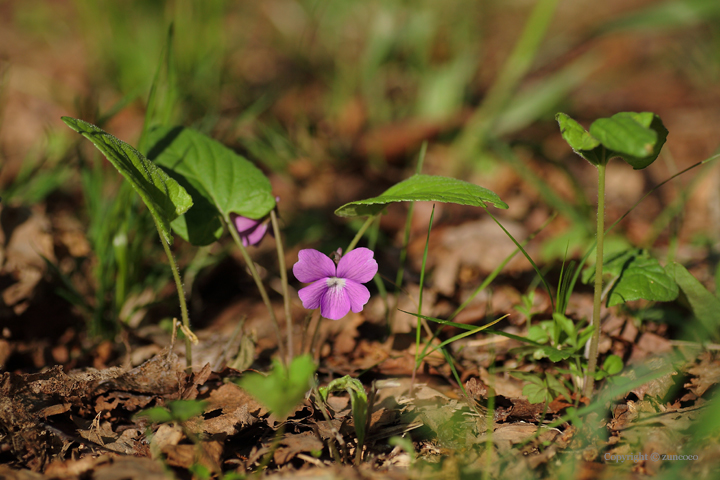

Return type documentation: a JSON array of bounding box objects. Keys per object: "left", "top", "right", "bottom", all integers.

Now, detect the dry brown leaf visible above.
[
  {"left": 44, "top": 455, "right": 113, "bottom": 478},
  {"left": 273, "top": 430, "right": 324, "bottom": 465},
  {"left": 163, "top": 440, "right": 223, "bottom": 470},
  {"left": 92, "top": 456, "right": 169, "bottom": 480},
  {"left": 685, "top": 352, "right": 720, "bottom": 398},
  {"left": 150, "top": 424, "right": 183, "bottom": 459},
  {"left": 0, "top": 205, "right": 54, "bottom": 314}
]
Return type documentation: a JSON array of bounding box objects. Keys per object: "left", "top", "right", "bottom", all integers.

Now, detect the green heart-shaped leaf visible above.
[
  {"left": 557, "top": 112, "right": 667, "bottom": 169},
  {"left": 335, "top": 174, "right": 507, "bottom": 218},
  {"left": 237, "top": 354, "right": 316, "bottom": 420},
  {"left": 589, "top": 112, "right": 668, "bottom": 169},
  {"left": 146, "top": 127, "right": 275, "bottom": 245},
  {"left": 584, "top": 249, "right": 678, "bottom": 307},
  {"left": 62, "top": 117, "right": 192, "bottom": 244}
]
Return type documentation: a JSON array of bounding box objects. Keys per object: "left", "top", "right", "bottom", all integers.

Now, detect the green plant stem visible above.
[
  {"left": 566, "top": 154, "right": 720, "bottom": 303},
  {"left": 271, "top": 209, "right": 293, "bottom": 363},
  {"left": 309, "top": 315, "right": 323, "bottom": 359},
  {"left": 224, "top": 214, "right": 286, "bottom": 363},
  {"left": 154, "top": 219, "right": 192, "bottom": 368},
  {"left": 585, "top": 162, "right": 606, "bottom": 398},
  {"left": 411, "top": 205, "right": 435, "bottom": 393},
  {"left": 346, "top": 215, "right": 376, "bottom": 253}
]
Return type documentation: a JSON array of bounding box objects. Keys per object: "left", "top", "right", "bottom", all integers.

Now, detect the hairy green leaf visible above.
[
  {"left": 146, "top": 126, "right": 275, "bottom": 245},
  {"left": 335, "top": 174, "right": 507, "bottom": 218},
  {"left": 62, "top": 117, "right": 192, "bottom": 244},
  {"left": 584, "top": 249, "right": 678, "bottom": 307}
]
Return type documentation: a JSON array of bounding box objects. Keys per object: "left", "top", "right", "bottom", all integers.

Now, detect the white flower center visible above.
[{"left": 326, "top": 277, "right": 346, "bottom": 290}]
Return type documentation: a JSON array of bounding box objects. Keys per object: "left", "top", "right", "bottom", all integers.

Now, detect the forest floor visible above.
[{"left": 2, "top": 1, "right": 720, "bottom": 479}]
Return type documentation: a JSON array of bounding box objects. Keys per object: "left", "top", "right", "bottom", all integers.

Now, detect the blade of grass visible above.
[
  {"left": 482, "top": 205, "right": 556, "bottom": 312},
  {"left": 455, "top": 0, "right": 561, "bottom": 158},
  {"left": 390, "top": 141, "right": 428, "bottom": 331},
  {"left": 138, "top": 23, "right": 177, "bottom": 154},
  {"left": 413, "top": 212, "right": 556, "bottom": 367}
]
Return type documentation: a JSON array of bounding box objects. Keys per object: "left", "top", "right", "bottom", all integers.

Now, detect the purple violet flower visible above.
[
  {"left": 232, "top": 214, "right": 271, "bottom": 247},
  {"left": 293, "top": 248, "right": 378, "bottom": 320},
  {"left": 231, "top": 197, "right": 280, "bottom": 247}
]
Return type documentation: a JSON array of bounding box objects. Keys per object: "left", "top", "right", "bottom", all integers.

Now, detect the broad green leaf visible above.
[
  {"left": 166, "top": 400, "right": 208, "bottom": 422},
  {"left": 557, "top": 112, "right": 667, "bottom": 170},
  {"left": 546, "top": 373, "right": 573, "bottom": 401},
  {"left": 134, "top": 400, "right": 207, "bottom": 424},
  {"left": 526, "top": 325, "right": 549, "bottom": 344},
  {"left": 134, "top": 406, "right": 173, "bottom": 424},
  {"left": 237, "top": 354, "right": 316, "bottom": 419},
  {"left": 536, "top": 345, "right": 575, "bottom": 362},
  {"left": 146, "top": 126, "right": 275, "bottom": 245},
  {"left": 589, "top": 112, "right": 668, "bottom": 169},
  {"left": 553, "top": 313, "right": 577, "bottom": 342},
  {"left": 584, "top": 249, "right": 679, "bottom": 307},
  {"left": 555, "top": 113, "right": 603, "bottom": 166},
  {"left": 518, "top": 378, "right": 550, "bottom": 404},
  {"left": 603, "top": 355, "right": 624, "bottom": 376},
  {"left": 511, "top": 371, "right": 544, "bottom": 385},
  {"left": 335, "top": 174, "right": 507, "bottom": 218},
  {"left": 576, "top": 326, "right": 595, "bottom": 353},
  {"left": 666, "top": 262, "right": 720, "bottom": 337},
  {"left": 62, "top": 117, "right": 192, "bottom": 244}
]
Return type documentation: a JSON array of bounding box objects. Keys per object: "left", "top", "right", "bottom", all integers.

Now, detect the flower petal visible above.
[
  {"left": 242, "top": 222, "right": 269, "bottom": 246},
  {"left": 337, "top": 247, "right": 378, "bottom": 283},
  {"left": 343, "top": 279, "right": 371, "bottom": 313},
  {"left": 293, "top": 249, "right": 337, "bottom": 283},
  {"left": 233, "top": 215, "right": 262, "bottom": 233},
  {"left": 320, "top": 281, "right": 351, "bottom": 320},
  {"left": 297, "top": 279, "right": 328, "bottom": 310}
]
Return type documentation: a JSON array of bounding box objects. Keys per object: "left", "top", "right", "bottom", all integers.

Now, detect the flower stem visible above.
[
  {"left": 411, "top": 205, "right": 435, "bottom": 393},
  {"left": 309, "top": 315, "right": 323, "bottom": 360},
  {"left": 270, "top": 209, "right": 293, "bottom": 363},
  {"left": 584, "top": 162, "right": 606, "bottom": 398},
  {"left": 346, "top": 215, "right": 376, "bottom": 253},
  {"left": 224, "top": 214, "right": 286, "bottom": 363},
  {"left": 154, "top": 219, "right": 192, "bottom": 368}
]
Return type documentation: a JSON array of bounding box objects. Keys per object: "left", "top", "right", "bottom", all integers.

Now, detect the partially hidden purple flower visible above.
[
  {"left": 293, "top": 248, "right": 378, "bottom": 320},
  {"left": 232, "top": 214, "right": 271, "bottom": 247},
  {"left": 231, "top": 198, "right": 279, "bottom": 246}
]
